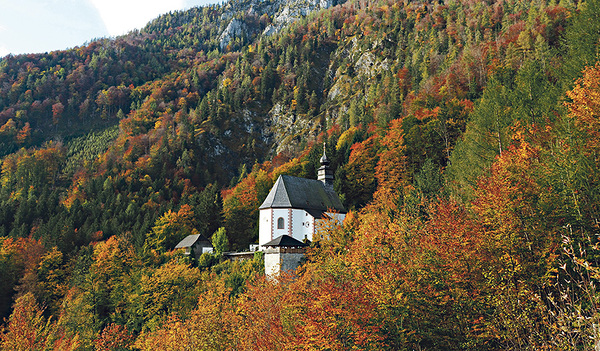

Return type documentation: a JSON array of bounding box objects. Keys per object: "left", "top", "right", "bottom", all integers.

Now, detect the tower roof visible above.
[
  {"left": 319, "top": 143, "right": 330, "bottom": 165},
  {"left": 263, "top": 235, "right": 309, "bottom": 247},
  {"left": 318, "top": 143, "right": 334, "bottom": 187},
  {"left": 258, "top": 175, "right": 346, "bottom": 213}
]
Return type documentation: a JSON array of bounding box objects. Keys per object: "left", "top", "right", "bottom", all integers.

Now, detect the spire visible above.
[
  {"left": 319, "top": 142, "right": 330, "bottom": 165},
  {"left": 317, "top": 143, "right": 334, "bottom": 187}
]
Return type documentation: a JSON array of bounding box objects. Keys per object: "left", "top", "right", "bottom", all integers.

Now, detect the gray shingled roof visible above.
[
  {"left": 174, "top": 234, "right": 210, "bottom": 249},
  {"left": 259, "top": 175, "right": 346, "bottom": 213},
  {"left": 263, "top": 235, "right": 309, "bottom": 247}
]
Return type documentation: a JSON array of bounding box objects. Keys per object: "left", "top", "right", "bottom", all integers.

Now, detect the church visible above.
[{"left": 258, "top": 147, "right": 347, "bottom": 248}]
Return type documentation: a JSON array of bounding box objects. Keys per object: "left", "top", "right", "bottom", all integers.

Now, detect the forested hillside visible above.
[{"left": 1, "top": 0, "right": 600, "bottom": 349}]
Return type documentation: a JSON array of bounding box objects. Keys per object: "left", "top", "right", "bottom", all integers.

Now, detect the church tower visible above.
[{"left": 317, "top": 143, "right": 334, "bottom": 188}]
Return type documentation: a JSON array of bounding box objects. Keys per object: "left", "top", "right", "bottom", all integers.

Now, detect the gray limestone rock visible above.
[
  {"left": 219, "top": 18, "right": 246, "bottom": 50},
  {"left": 218, "top": 0, "right": 344, "bottom": 50}
]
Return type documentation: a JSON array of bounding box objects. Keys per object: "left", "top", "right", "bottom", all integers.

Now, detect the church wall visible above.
[
  {"left": 260, "top": 209, "right": 345, "bottom": 246},
  {"left": 259, "top": 208, "right": 292, "bottom": 246},
  {"left": 273, "top": 208, "right": 291, "bottom": 238},
  {"left": 291, "top": 209, "right": 315, "bottom": 243},
  {"left": 259, "top": 208, "right": 272, "bottom": 246}
]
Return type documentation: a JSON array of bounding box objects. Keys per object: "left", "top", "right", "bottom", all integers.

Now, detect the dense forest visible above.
[{"left": 1, "top": 0, "right": 600, "bottom": 349}]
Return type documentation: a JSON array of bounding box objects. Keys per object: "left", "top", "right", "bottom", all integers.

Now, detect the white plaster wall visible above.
[
  {"left": 259, "top": 209, "right": 272, "bottom": 246},
  {"left": 260, "top": 208, "right": 346, "bottom": 246},
  {"left": 291, "top": 209, "right": 314, "bottom": 243},
  {"left": 264, "top": 252, "right": 280, "bottom": 277},
  {"left": 260, "top": 208, "right": 291, "bottom": 246},
  {"left": 272, "top": 208, "right": 290, "bottom": 238}
]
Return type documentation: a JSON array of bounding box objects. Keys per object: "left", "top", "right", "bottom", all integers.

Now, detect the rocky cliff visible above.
[{"left": 218, "top": 0, "right": 343, "bottom": 49}]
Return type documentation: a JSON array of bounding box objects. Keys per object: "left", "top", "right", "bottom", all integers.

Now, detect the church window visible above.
[{"left": 277, "top": 217, "right": 285, "bottom": 229}]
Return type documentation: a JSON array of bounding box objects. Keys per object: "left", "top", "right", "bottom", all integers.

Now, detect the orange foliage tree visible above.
[
  {"left": 0, "top": 293, "right": 79, "bottom": 351},
  {"left": 287, "top": 267, "right": 385, "bottom": 349},
  {"left": 234, "top": 274, "right": 298, "bottom": 350},
  {"left": 559, "top": 62, "right": 600, "bottom": 226},
  {"left": 126, "top": 260, "right": 203, "bottom": 332},
  {"left": 471, "top": 130, "right": 557, "bottom": 345},
  {"left": 0, "top": 237, "right": 45, "bottom": 320},
  {"left": 374, "top": 119, "right": 409, "bottom": 194},
  {"left": 340, "top": 135, "right": 381, "bottom": 209},
  {"left": 333, "top": 186, "right": 493, "bottom": 348},
  {"left": 222, "top": 167, "right": 272, "bottom": 250},
  {"left": 94, "top": 323, "right": 134, "bottom": 351}
]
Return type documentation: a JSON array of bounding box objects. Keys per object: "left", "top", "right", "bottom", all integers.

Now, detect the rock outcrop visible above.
[{"left": 218, "top": 0, "right": 344, "bottom": 50}]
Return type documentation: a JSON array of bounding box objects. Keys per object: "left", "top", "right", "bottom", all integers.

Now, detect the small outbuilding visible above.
[{"left": 174, "top": 234, "right": 213, "bottom": 260}]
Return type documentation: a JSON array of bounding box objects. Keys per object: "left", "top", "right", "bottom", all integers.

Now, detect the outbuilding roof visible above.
[
  {"left": 258, "top": 175, "right": 346, "bottom": 213},
  {"left": 174, "top": 234, "right": 211, "bottom": 249},
  {"left": 263, "top": 235, "right": 309, "bottom": 247}
]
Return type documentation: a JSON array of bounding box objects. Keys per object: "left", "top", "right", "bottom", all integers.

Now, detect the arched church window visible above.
[{"left": 277, "top": 217, "right": 285, "bottom": 229}]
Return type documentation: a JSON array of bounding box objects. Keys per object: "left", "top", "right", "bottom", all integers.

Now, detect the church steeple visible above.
[{"left": 317, "top": 143, "right": 334, "bottom": 187}]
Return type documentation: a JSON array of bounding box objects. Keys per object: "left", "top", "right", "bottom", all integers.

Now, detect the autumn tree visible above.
[
  {"left": 222, "top": 167, "right": 272, "bottom": 250},
  {"left": 135, "top": 278, "right": 238, "bottom": 351},
  {"left": 0, "top": 293, "right": 79, "bottom": 351},
  {"left": 374, "top": 119, "right": 409, "bottom": 194},
  {"left": 0, "top": 237, "right": 45, "bottom": 320},
  {"left": 126, "top": 259, "right": 202, "bottom": 332},
  {"left": 234, "top": 274, "right": 294, "bottom": 350},
  {"left": 469, "top": 125, "right": 563, "bottom": 347},
  {"left": 211, "top": 227, "right": 229, "bottom": 255},
  {"left": 94, "top": 323, "right": 134, "bottom": 351},
  {"left": 339, "top": 135, "right": 380, "bottom": 209},
  {"left": 52, "top": 102, "right": 64, "bottom": 125},
  {"left": 288, "top": 267, "right": 386, "bottom": 349},
  {"left": 88, "top": 236, "right": 138, "bottom": 328},
  {"left": 143, "top": 204, "right": 197, "bottom": 254},
  {"left": 34, "top": 248, "right": 68, "bottom": 317},
  {"left": 526, "top": 63, "right": 600, "bottom": 349}
]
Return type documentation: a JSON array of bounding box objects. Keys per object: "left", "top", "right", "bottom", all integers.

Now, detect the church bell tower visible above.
[{"left": 317, "top": 143, "right": 334, "bottom": 188}]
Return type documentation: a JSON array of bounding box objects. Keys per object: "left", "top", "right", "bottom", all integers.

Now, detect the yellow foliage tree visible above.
[{"left": 144, "top": 204, "right": 197, "bottom": 254}]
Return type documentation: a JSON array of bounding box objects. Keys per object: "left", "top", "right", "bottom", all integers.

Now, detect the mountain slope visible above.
[
  {"left": 0, "top": 0, "right": 581, "bottom": 250},
  {"left": 1, "top": 0, "right": 600, "bottom": 347}
]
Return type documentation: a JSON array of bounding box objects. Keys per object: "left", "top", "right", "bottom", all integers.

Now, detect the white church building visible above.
[{"left": 258, "top": 148, "right": 346, "bottom": 248}]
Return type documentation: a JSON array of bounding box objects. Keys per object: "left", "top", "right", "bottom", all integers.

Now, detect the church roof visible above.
[
  {"left": 258, "top": 175, "right": 346, "bottom": 213},
  {"left": 263, "top": 235, "right": 309, "bottom": 247},
  {"left": 174, "top": 234, "right": 211, "bottom": 249}
]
